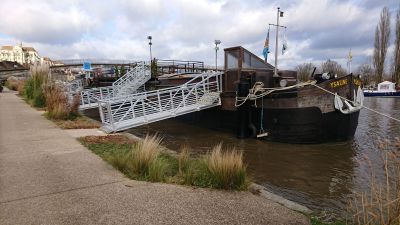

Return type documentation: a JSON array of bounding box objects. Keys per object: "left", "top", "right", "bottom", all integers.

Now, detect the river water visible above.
[{"left": 85, "top": 97, "right": 400, "bottom": 215}]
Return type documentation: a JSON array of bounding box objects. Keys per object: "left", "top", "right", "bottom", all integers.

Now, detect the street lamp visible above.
[
  {"left": 147, "top": 36, "right": 153, "bottom": 63},
  {"left": 214, "top": 40, "right": 221, "bottom": 71}
]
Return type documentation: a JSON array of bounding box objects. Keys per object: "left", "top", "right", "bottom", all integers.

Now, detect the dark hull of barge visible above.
[{"left": 156, "top": 46, "right": 362, "bottom": 143}]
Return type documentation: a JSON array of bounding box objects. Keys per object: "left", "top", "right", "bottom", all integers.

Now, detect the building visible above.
[{"left": 0, "top": 43, "right": 50, "bottom": 66}]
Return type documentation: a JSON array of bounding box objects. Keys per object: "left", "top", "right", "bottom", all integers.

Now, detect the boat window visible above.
[
  {"left": 242, "top": 50, "right": 268, "bottom": 69},
  {"left": 227, "top": 50, "right": 239, "bottom": 69}
]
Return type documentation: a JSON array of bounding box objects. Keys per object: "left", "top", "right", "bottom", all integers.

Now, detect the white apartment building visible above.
[{"left": 0, "top": 44, "right": 44, "bottom": 65}]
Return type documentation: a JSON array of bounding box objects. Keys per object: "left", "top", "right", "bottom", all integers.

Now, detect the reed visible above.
[
  {"left": 204, "top": 143, "right": 249, "bottom": 190},
  {"left": 347, "top": 139, "right": 400, "bottom": 225}
]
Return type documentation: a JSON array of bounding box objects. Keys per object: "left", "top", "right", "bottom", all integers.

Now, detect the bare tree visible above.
[
  {"left": 295, "top": 62, "right": 315, "bottom": 82},
  {"left": 393, "top": 7, "right": 400, "bottom": 87},
  {"left": 320, "top": 59, "right": 346, "bottom": 76},
  {"left": 373, "top": 7, "right": 391, "bottom": 83},
  {"left": 357, "top": 63, "right": 374, "bottom": 86}
]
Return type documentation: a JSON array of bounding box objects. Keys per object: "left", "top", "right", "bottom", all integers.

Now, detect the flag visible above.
[
  {"left": 348, "top": 49, "right": 352, "bottom": 62},
  {"left": 282, "top": 32, "right": 288, "bottom": 55},
  {"left": 282, "top": 39, "right": 287, "bottom": 55},
  {"left": 262, "top": 28, "right": 270, "bottom": 62}
]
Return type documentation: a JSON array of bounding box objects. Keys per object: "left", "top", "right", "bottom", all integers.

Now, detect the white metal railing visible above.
[
  {"left": 99, "top": 72, "right": 223, "bottom": 133},
  {"left": 112, "top": 62, "right": 151, "bottom": 96},
  {"left": 80, "top": 86, "right": 116, "bottom": 109},
  {"left": 67, "top": 79, "right": 83, "bottom": 93},
  {"left": 56, "top": 59, "right": 138, "bottom": 65},
  {"left": 76, "top": 61, "right": 150, "bottom": 110}
]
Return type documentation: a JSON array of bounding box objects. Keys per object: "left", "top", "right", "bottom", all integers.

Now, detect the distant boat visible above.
[{"left": 363, "top": 81, "right": 400, "bottom": 97}]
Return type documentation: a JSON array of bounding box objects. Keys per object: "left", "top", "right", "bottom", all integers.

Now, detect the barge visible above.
[{"left": 161, "top": 46, "right": 363, "bottom": 143}]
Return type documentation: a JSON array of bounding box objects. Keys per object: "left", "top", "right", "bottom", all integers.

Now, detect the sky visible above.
[{"left": 0, "top": 0, "right": 398, "bottom": 70}]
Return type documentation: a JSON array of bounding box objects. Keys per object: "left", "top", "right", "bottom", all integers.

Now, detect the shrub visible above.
[
  {"left": 33, "top": 88, "right": 46, "bottom": 107},
  {"left": 17, "top": 80, "right": 25, "bottom": 95},
  {"left": 5, "top": 77, "right": 20, "bottom": 91},
  {"left": 204, "top": 144, "right": 249, "bottom": 190}
]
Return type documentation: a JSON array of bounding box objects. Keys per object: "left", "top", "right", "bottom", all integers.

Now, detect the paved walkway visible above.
[{"left": 0, "top": 89, "right": 310, "bottom": 225}]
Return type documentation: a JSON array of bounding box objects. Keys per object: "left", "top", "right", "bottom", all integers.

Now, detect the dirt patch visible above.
[
  {"left": 81, "top": 135, "right": 136, "bottom": 145},
  {"left": 54, "top": 117, "right": 100, "bottom": 129}
]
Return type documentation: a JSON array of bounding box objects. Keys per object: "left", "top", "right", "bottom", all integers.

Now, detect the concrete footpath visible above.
[{"left": 0, "top": 89, "right": 310, "bottom": 225}]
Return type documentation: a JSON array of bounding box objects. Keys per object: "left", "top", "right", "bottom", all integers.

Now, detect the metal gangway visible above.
[
  {"left": 98, "top": 72, "right": 223, "bottom": 133},
  {"left": 78, "top": 62, "right": 150, "bottom": 110}
]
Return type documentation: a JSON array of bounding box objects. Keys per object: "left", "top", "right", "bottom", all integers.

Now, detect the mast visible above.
[{"left": 274, "top": 7, "right": 280, "bottom": 77}]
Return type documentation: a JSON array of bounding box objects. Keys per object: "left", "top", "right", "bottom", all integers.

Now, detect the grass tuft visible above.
[
  {"left": 129, "top": 135, "right": 162, "bottom": 177},
  {"left": 204, "top": 143, "right": 249, "bottom": 190},
  {"left": 79, "top": 134, "right": 250, "bottom": 191},
  {"left": 178, "top": 145, "right": 190, "bottom": 175},
  {"left": 148, "top": 158, "right": 168, "bottom": 182}
]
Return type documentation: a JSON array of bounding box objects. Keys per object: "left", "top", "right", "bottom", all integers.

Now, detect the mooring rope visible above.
[
  {"left": 310, "top": 83, "right": 400, "bottom": 123},
  {"left": 235, "top": 80, "right": 400, "bottom": 123},
  {"left": 235, "top": 81, "right": 314, "bottom": 107}
]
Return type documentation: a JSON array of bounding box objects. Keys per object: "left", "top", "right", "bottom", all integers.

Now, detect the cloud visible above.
[
  {"left": 0, "top": 0, "right": 96, "bottom": 44},
  {"left": 0, "top": 0, "right": 396, "bottom": 71}
]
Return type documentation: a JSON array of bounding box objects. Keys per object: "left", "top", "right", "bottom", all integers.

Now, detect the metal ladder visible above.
[
  {"left": 77, "top": 62, "right": 150, "bottom": 110},
  {"left": 98, "top": 72, "right": 223, "bottom": 133}
]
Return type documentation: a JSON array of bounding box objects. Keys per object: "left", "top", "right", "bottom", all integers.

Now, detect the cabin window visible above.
[
  {"left": 227, "top": 50, "right": 239, "bottom": 69},
  {"left": 242, "top": 51, "right": 267, "bottom": 69},
  {"left": 380, "top": 84, "right": 389, "bottom": 90}
]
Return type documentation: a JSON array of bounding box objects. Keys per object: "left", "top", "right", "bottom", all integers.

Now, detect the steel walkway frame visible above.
[
  {"left": 77, "top": 62, "right": 150, "bottom": 110},
  {"left": 98, "top": 72, "right": 223, "bottom": 133}
]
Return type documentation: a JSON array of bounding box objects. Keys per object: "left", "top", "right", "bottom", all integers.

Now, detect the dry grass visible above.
[
  {"left": 348, "top": 139, "right": 400, "bottom": 225},
  {"left": 53, "top": 116, "right": 100, "bottom": 129},
  {"left": 44, "top": 84, "right": 79, "bottom": 120},
  {"left": 204, "top": 143, "right": 249, "bottom": 190},
  {"left": 5, "top": 78, "right": 19, "bottom": 91},
  {"left": 17, "top": 80, "right": 25, "bottom": 95},
  {"left": 129, "top": 135, "right": 163, "bottom": 177},
  {"left": 81, "top": 135, "right": 135, "bottom": 145}
]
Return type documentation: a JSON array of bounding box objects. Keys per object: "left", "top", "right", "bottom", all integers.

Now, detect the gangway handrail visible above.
[
  {"left": 102, "top": 72, "right": 222, "bottom": 103},
  {"left": 98, "top": 71, "right": 223, "bottom": 132},
  {"left": 75, "top": 61, "right": 151, "bottom": 110}
]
